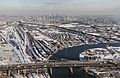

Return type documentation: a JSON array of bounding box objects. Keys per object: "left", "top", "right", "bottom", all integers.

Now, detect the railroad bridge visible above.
[{"left": 0, "top": 60, "right": 120, "bottom": 76}]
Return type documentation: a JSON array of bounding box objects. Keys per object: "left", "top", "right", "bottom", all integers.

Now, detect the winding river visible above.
[{"left": 48, "top": 43, "right": 120, "bottom": 78}]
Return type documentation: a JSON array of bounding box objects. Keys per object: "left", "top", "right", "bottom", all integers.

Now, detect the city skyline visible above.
[{"left": 0, "top": 0, "right": 120, "bottom": 16}]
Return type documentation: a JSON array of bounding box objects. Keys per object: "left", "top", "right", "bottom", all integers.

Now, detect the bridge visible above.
[
  {"left": 0, "top": 61, "right": 120, "bottom": 71},
  {"left": 0, "top": 60, "right": 119, "bottom": 77}
]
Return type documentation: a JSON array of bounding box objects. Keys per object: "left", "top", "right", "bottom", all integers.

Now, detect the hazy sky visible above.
[{"left": 0, "top": 0, "right": 120, "bottom": 16}]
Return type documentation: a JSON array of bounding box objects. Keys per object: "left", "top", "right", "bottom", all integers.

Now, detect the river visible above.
[{"left": 48, "top": 43, "right": 120, "bottom": 78}]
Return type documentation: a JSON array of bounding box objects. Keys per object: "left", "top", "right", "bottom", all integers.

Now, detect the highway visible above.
[
  {"left": 0, "top": 24, "right": 120, "bottom": 78},
  {"left": 53, "top": 25, "right": 120, "bottom": 42}
]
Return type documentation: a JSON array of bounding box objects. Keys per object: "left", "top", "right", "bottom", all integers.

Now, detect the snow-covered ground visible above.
[{"left": 0, "top": 25, "right": 51, "bottom": 78}]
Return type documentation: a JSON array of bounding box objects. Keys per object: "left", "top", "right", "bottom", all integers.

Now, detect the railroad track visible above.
[{"left": 0, "top": 61, "right": 119, "bottom": 71}]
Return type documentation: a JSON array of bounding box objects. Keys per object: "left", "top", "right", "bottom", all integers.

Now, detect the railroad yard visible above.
[{"left": 0, "top": 15, "right": 120, "bottom": 78}]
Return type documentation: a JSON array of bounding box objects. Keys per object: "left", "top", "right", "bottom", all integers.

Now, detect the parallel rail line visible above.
[{"left": 0, "top": 61, "right": 120, "bottom": 71}]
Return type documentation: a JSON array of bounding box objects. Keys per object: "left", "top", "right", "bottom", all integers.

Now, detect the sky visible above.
[{"left": 0, "top": 0, "right": 120, "bottom": 16}]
